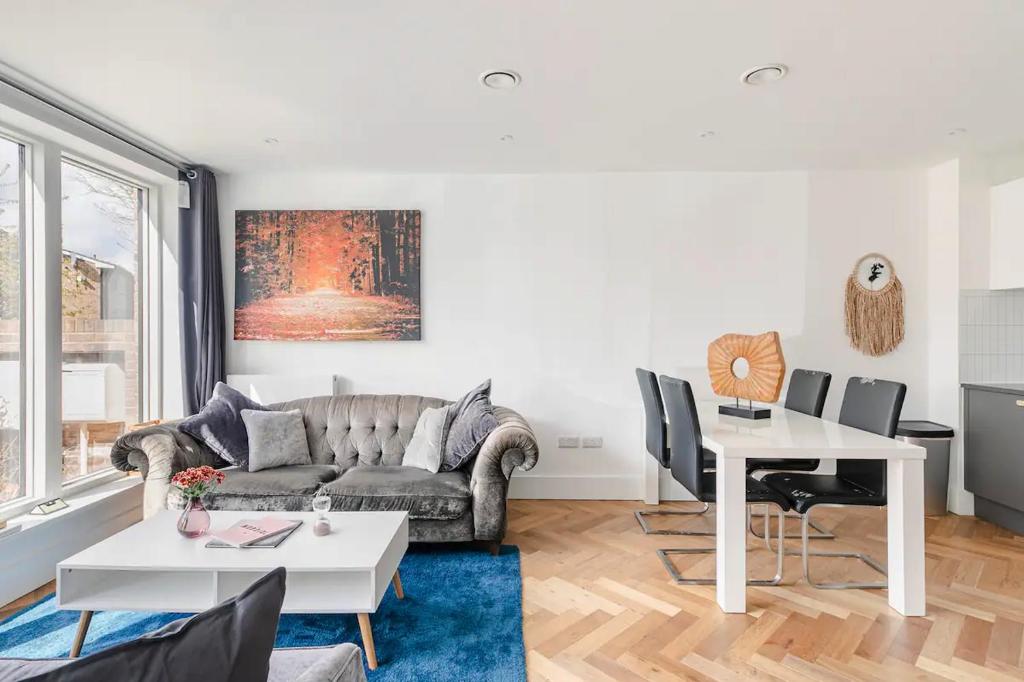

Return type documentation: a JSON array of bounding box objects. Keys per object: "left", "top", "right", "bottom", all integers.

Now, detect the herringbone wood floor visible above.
[
  {"left": 4, "top": 501, "right": 1024, "bottom": 680},
  {"left": 508, "top": 500, "right": 1024, "bottom": 681}
]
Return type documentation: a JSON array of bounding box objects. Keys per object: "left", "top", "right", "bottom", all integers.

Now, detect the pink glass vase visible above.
[{"left": 177, "top": 496, "right": 211, "bottom": 538}]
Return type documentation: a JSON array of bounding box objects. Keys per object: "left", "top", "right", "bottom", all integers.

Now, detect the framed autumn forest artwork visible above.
[{"left": 234, "top": 210, "right": 421, "bottom": 341}]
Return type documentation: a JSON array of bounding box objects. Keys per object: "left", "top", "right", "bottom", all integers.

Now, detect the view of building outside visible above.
[
  {"left": 60, "top": 161, "right": 141, "bottom": 482},
  {"left": 0, "top": 137, "right": 22, "bottom": 504}
]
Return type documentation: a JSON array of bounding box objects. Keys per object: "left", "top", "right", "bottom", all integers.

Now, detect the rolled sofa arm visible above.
[
  {"left": 110, "top": 422, "right": 224, "bottom": 519},
  {"left": 470, "top": 406, "right": 540, "bottom": 542},
  {"left": 292, "top": 644, "right": 366, "bottom": 682}
]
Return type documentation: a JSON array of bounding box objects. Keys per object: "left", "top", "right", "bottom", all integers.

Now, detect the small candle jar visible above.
[{"left": 312, "top": 492, "right": 331, "bottom": 536}]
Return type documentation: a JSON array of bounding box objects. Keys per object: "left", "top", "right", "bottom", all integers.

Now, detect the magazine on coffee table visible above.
[{"left": 205, "top": 517, "right": 303, "bottom": 549}]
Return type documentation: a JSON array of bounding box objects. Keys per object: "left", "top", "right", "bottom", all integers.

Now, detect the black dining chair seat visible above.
[
  {"left": 746, "top": 458, "right": 816, "bottom": 474},
  {"left": 698, "top": 472, "right": 792, "bottom": 509},
  {"left": 748, "top": 369, "right": 832, "bottom": 475},
  {"left": 702, "top": 450, "right": 716, "bottom": 471},
  {"left": 763, "top": 472, "right": 885, "bottom": 514}
]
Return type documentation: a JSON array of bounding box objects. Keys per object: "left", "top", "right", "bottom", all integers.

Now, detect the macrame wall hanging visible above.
[{"left": 844, "top": 253, "right": 904, "bottom": 356}]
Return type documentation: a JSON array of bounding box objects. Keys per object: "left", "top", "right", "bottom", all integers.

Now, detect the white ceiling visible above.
[{"left": 2, "top": 0, "right": 1023, "bottom": 174}]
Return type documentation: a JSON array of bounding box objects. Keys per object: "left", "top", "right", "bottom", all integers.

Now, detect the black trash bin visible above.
[{"left": 895, "top": 420, "right": 955, "bottom": 516}]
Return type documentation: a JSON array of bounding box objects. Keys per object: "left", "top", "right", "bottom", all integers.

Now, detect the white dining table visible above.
[{"left": 695, "top": 401, "right": 927, "bottom": 617}]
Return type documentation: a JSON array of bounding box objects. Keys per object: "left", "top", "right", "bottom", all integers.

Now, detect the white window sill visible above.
[{"left": 1, "top": 475, "right": 142, "bottom": 539}]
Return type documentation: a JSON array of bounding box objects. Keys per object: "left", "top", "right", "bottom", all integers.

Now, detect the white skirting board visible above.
[{"left": 508, "top": 475, "right": 642, "bottom": 500}]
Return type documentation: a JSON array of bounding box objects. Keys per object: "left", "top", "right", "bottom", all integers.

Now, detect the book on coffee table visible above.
[{"left": 206, "top": 517, "right": 302, "bottom": 548}]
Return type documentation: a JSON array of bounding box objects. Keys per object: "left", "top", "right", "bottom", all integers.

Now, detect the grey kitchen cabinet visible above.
[{"left": 963, "top": 383, "right": 1024, "bottom": 534}]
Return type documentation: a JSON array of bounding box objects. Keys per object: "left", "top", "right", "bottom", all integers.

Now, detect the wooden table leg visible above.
[
  {"left": 357, "top": 612, "right": 377, "bottom": 670},
  {"left": 70, "top": 610, "right": 93, "bottom": 658},
  {"left": 392, "top": 569, "right": 404, "bottom": 600}
]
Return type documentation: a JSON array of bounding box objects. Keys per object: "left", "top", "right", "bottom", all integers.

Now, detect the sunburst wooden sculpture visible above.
[{"left": 707, "top": 331, "right": 786, "bottom": 419}]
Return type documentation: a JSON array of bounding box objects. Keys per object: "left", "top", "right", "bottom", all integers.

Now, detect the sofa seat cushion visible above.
[
  {"left": 323, "top": 466, "right": 471, "bottom": 520},
  {"left": 201, "top": 465, "right": 342, "bottom": 513}
]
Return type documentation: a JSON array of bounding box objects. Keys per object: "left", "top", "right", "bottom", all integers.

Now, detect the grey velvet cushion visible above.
[
  {"left": 180, "top": 382, "right": 267, "bottom": 467},
  {"left": 323, "top": 466, "right": 471, "bottom": 520},
  {"left": 402, "top": 405, "right": 449, "bottom": 473},
  {"left": 441, "top": 380, "right": 499, "bottom": 472},
  {"left": 242, "top": 409, "right": 312, "bottom": 472},
  {"left": 202, "top": 465, "right": 341, "bottom": 512},
  {"left": 19, "top": 568, "right": 286, "bottom": 682}
]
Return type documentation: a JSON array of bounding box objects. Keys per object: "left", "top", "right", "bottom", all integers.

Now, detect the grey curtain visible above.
[{"left": 179, "top": 167, "right": 225, "bottom": 415}]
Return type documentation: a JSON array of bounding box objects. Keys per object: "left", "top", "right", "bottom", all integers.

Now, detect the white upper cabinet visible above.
[{"left": 990, "top": 177, "right": 1024, "bottom": 290}]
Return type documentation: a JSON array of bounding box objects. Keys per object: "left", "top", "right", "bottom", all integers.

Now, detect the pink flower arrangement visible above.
[{"left": 171, "top": 465, "right": 225, "bottom": 500}]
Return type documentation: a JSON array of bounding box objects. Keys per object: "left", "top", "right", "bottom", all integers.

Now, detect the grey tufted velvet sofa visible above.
[{"left": 111, "top": 394, "right": 539, "bottom": 550}]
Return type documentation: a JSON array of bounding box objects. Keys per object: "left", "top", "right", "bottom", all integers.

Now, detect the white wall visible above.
[{"left": 219, "top": 169, "right": 931, "bottom": 500}]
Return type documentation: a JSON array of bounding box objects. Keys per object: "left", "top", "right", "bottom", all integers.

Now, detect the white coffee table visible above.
[{"left": 57, "top": 510, "right": 409, "bottom": 669}]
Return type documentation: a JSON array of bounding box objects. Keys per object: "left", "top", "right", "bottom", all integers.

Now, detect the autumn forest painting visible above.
[{"left": 234, "top": 210, "right": 421, "bottom": 341}]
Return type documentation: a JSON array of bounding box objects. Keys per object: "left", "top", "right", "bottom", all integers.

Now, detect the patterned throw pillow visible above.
[
  {"left": 180, "top": 382, "right": 267, "bottom": 467},
  {"left": 441, "top": 379, "right": 499, "bottom": 472}
]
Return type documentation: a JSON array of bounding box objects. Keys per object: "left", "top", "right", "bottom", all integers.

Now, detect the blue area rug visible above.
[{"left": 0, "top": 545, "right": 526, "bottom": 681}]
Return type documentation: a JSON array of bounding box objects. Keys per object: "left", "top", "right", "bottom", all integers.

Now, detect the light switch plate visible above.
[{"left": 557, "top": 436, "right": 581, "bottom": 448}]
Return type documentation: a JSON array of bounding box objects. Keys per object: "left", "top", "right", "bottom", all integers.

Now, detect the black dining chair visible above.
[
  {"left": 747, "top": 369, "right": 835, "bottom": 541},
  {"left": 763, "top": 377, "right": 906, "bottom": 590},
  {"left": 747, "top": 369, "right": 831, "bottom": 474},
  {"left": 634, "top": 368, "right": 713, "bottom": 535},
  {"left": 656, "top": 375, "right": 790, "bottom": 586}
]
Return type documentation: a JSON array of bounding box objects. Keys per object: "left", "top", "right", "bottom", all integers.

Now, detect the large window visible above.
[
  {"left": 60, "top": 160, "right": 144, "bottom": 483},
  {"left": 0, "top": 136, "right": 24, "bottom": 503}
]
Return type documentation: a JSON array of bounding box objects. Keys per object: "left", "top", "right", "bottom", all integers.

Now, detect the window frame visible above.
[
  {"left": 59, "top": 154, "right": 152, "bottom": 491},
  {"left": 0, "top": 121, "right": 165, "bottom": 517},
  {"left": 0, "top": 132, "right": 29, "bottom": 508}
]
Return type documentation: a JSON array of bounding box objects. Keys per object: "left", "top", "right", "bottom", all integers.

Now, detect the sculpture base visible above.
[{"left": 718, "top": 404, "right": 771, "bottom": 420}]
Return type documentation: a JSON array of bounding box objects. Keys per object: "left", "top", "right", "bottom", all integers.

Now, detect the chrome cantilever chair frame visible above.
[
  {"left": 762, "top": 504, "right": 887, "bottom": 589},
  {"left": 799, "top": 504, "right": 886, "bottom": 589},
  {"left": 634, "top": 503, "right": 712, "bottom": 536},
  {"left": 656, "top": 503, "right": 788, "bottom": 586},
  {"left": 749, "top": 500, "right": 836, "bottom": 541}
]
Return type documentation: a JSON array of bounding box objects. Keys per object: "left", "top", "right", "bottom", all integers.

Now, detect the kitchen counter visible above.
[{"left": 961, "top": 382, "right": 1024, "bottom": 396}]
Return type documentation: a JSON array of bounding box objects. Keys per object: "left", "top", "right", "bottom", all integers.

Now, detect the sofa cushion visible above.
[
  {"left": 323, "top": 466, "right": 471, "bottom": 520},
  {"left": 441, "top": 379, "right": 498, "bottom": 472},
  {"left": 402, "top": 405, "right": 450, "bottom": 474},
  {"left": 242, "top": 409, "right": 312, "bottom": 472},
  {"left": 213, "top": 465, "right": 340, "bottom": 497},
  {"left": 180, "top": 382, "right": 267, "bottom": 467},
  {"left": 201, "top": 465, "right": 342, "bottom": 513}
]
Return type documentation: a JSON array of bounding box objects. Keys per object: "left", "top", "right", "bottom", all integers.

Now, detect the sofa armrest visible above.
[
  {"left": 289, "top": 644, "right": 366, "bottom": 682},
  {"left": 469, "top": 406, "right": 539, "bottom": 542},
  {"left": 110, "top": 422, "right": 224, "bottom": 518}
]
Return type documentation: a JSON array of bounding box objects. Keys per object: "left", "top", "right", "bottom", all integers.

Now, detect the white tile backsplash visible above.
[{"left": 960, "top": 289, "right": 1024, "bottom": 382}]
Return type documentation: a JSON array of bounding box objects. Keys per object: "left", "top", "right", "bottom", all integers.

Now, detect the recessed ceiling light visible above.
[
  {"left": 947, "top": 128, "right": 967, "bottom": 137},
  {"left": 698, "top": 130, "right": 716, "bottom": 139},
  {"left": 480, "top": 70, "right": 521, "bottom": 90},
  {"left": 264, "top": 137, "right": 279, "bottom": 145},
  {"left": 741, "top": 64, "right": 788, "bottom": 85},
  {"left": 499, "top": 134, "right": 515, "bottom": 142}
]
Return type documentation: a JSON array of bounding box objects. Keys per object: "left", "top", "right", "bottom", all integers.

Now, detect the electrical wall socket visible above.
[
  {"left": 581, "top": 436, "right": 603, "bottom": 448},
  {"left": 557, "top": 436, "right": 581, "bottom": 448}
]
